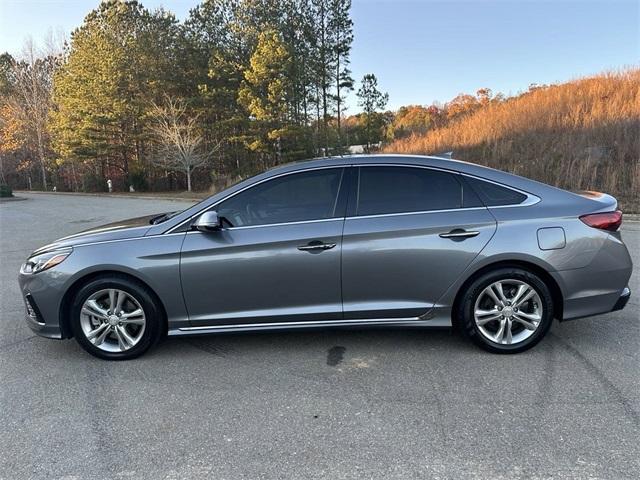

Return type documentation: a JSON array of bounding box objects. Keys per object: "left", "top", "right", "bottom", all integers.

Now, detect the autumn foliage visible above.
[{"left": 385, "top": 69, "right": 640, "bottom": 209}]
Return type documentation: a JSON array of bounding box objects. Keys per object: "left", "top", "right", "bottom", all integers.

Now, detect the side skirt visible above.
[{"left": 168, "top": 316, "right": 452, "bottom": 336}]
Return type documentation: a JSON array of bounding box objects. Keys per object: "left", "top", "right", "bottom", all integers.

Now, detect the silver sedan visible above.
[{"left": 18, "top": 155, "right": 633, "bottom": 359}]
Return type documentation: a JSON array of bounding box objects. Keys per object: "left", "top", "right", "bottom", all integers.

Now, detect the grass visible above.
[{"left": 385, "top": 69, "right": 640, "bottom": 212}]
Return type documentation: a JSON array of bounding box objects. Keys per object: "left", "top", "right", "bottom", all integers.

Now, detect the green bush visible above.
[
  {"left": 128, "top": 169, "right": 148, "bottom": 192},
  {"left": 81, "top": 172, "right": 106, "bottom": 192},
  {"left": 0, "top": 184, "right": 13, "bottom": 198}
]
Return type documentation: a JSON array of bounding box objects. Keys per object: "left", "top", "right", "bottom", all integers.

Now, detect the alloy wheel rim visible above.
[
  {"left": 79, "top": 289, "right": 146, "bottom": 353},
  {"left": 474, "top": 279, "right": 543, "bottom": 345}
]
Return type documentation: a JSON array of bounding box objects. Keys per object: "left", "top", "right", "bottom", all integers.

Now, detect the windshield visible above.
[{"left": 148, "top": 175, "right": 261, "bottom": 225}]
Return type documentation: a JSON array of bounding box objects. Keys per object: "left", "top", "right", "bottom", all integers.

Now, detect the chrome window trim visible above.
[
  {"left": 457, "top": 172, "right": 540, "bottom": 208},
  {"left": 486, "top": 196, "right": 540, "bottom": 208},
  {"left": 345, "top": 206, "right": 487, "bottom": 222},
  {"left": 165, "top": 165, "right": 347, "bottom": 234},
  {"left": 166, "top": 162, "right": 540, "bottom": 234},
  {"left": 185, "top": 216, "right": 344, "bottom": 233}
]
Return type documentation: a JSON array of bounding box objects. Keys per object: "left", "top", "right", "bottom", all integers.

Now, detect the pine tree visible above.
[
  {"left": 8, "top": 0, "right": 365, "bottom": 192},
  {"left": 357, "top": 73, "right": 389, "bottom": 151},
  {"left": 329, "top": 0, "right": 354, "bottom": 148},
  {"left": 237, "top": 30, "right": 293, "bottom": 165},
  {"left": 50, "top": 0, "right": 179, "bottom": 185}
]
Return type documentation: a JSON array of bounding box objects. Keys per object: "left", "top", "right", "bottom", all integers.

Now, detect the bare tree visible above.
[
  {"left": 149, "top": 96, "right": 217, "bottom": 192},
  {"left": 10, "top": 37, "right": 59, "bottom": 190},
  {"left": 43, "top": 28, "right": 67, "bottom": 58}
]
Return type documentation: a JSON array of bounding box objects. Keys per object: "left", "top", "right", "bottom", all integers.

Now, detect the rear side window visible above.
[
  {"left": 463, "top": 176, "right": 527, "bottom": 206},
  {"left": 356, "top": 166, "right": 462, "bottom": 216}
]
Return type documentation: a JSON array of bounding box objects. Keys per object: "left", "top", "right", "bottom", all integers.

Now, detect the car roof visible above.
[
  {"left": 268, "top": 154, "right": 501, "bottom": 174},
  {"left": 267, "top": 154, "right": 524, "bottom": 187}
]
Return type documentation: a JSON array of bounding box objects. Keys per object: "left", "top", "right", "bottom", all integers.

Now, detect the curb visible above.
[
  {"left": 13, "top": 190, "right": 203, "bottom": 203},
  {"left": 0, "top": 196, "right": 28, "bottom": 203}
]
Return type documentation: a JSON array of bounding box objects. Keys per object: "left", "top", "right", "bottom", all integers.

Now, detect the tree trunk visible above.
[
  {"left": 336, "top": 55, "right": 341, "bottom": 148},
  {"left": 302, "top": 58, "right": 309, "bottom": 124},
  {"left": 36, "top": 129, "right": 48, "bottom": 190},
  {"left": 336, "top": 46, "right": 342, "bottom": 149},
  {"left": 0, "top": 154, "right": 5, "bottom": 184},
  {"left": 315, "top": 85, "right": 322, "bottom": 155},
  {"left": 277, "top": 136, "right": 282, "bottom": 164},
  {"left": 320, "top": 1, "right": 329, "bottom": 154},
  {"left": 365, "top": 114, "right": 371, "bottom": 153},
  {"left": 38, "top": 152, "right": 48, "bottom": 190},
  {"left": 71, "top": 162, "right": 78, "bottom": 192},
  {"left": 186, "top": 166, "right": 192, "bottom": 192}
]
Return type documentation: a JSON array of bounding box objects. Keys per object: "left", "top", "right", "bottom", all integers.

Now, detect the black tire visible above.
[
  {"left": 457, "top": 267, "right": 554, "bottom": 354},
  {"left": 70, "top": 275, "right": 163, "bottom": 360}
]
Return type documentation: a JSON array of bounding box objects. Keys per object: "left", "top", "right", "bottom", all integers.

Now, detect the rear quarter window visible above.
[{"left": 463, "top": 176, "right": 527, "bottom": 206}]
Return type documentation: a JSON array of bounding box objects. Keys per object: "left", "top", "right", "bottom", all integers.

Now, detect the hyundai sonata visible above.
[{"left": 18, "top": 155, "right": 632, "bottom": 359}]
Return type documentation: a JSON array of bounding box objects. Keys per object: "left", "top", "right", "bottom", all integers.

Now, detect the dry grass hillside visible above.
[{"left": 385, "top": 69, "right": 640, "bottom": 211}]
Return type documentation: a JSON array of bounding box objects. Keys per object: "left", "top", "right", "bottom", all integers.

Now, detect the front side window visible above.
[
  {"left": 217, "top": 168, "right": 344, "bottom": 227},
  {"left": 356, "top": 166, "right": 463, "bottom": 216}
]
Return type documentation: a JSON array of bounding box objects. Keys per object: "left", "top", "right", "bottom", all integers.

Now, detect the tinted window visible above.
[
  {"left": 217, "top": 168, "right": 344, "bottom": 227},
  {"left": 463, "top": 176, "right": 527, "bottom": 206},
  {"left": 356, "top": 167, "right": 462, "bottom": 216},
  {"left": 462, "top": 180, "right": 484, "bottom": 208}
]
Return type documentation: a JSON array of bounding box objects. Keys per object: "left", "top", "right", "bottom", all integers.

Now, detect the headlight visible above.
[{"left": 20, "top": 248, "right": 73, "bottom": 274}]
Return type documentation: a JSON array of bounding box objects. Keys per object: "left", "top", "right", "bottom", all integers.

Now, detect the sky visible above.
[{"left": 1, "top": 0, "right": 638, "bottom": 111}]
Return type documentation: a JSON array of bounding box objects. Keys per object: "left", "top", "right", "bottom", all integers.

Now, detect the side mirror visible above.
[{"left": 193, "top": 211, "right": 222, "bottom": 232}]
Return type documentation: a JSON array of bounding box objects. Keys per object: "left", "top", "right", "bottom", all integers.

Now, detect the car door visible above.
[
  {"left": 180, "top": 167, "right": 348, "bottom": 327},
  {"left": 341, "top": 165, "right": 497, "bottom": 319}
]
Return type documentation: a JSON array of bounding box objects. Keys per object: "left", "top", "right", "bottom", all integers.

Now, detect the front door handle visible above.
[
  {"left": 439, "top": 229, "right": 480, "bottom": 239},
  {"left": 297, "top": 241, "right": 337, "bottom": 252}
]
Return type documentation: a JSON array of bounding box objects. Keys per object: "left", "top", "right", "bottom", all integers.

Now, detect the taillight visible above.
[{"left": 579, "top": 210, "right": 623, "bottom": 231}]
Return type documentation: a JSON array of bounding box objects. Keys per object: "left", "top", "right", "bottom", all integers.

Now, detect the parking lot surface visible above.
[{"left": 1, "top": 193, "right": 638, "bottom": 479}]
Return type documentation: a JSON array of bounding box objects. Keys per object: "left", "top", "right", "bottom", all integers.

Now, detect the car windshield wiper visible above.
[{"left": 150, "top": 211, "right": 180, "bottom": 225}]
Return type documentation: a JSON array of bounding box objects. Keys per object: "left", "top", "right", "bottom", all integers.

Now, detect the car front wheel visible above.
[
  {"left": 458, "top": 267, "right": 554, "bottom": 353},
  {"left": 70, "top": 275, "right": 163, "bottom": 360}
]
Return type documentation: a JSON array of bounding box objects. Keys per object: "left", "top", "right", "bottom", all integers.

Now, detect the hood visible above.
[{"left": 32, "top": 213, "right": 166, "bottom": 254}]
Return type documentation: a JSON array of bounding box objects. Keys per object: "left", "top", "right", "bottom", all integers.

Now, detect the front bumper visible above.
[
  {"left": 18, "top": 270, "right": 67, "bottom": 339},
  {"left": 22, "top": 309, "right": 63, "bottom": 339}
]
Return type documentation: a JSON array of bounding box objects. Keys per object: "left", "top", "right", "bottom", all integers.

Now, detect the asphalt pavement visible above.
[{"left": 1, "top": 192, "right": 638, "bottom": 480}]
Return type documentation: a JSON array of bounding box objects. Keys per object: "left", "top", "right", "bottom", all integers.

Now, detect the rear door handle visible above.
[
  {"left": 298, "top": 241, "right": 337, "bottom": 252},
  {"left": 439, "top": 229, "right": 480, "bottom": 239}
]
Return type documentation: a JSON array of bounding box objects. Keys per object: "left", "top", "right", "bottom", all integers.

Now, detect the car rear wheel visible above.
[
  {"left": 458, "top": 267, "right": 554, "bottom": 353},
  {"left": 70, "top": 276, "right": 162, "bottom": 360}
]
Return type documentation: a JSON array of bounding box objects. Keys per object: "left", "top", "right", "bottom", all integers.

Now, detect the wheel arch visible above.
[
  {"left": 451, "top": 259, "right": 564, "bottom": 329},
  {"left": 58, "top": 270, "right": 169, "bottom": 339}
]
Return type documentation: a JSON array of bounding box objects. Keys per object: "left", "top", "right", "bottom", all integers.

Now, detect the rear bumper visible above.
[
  {"left": 611, "top": 287, "right": 631, "bottom": 312},
  {"left": 556, "top": 282, "right": 632, "bottom": 321},
  {"left": 553, "top": 231, "right": 632, "bottom": 321}
]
